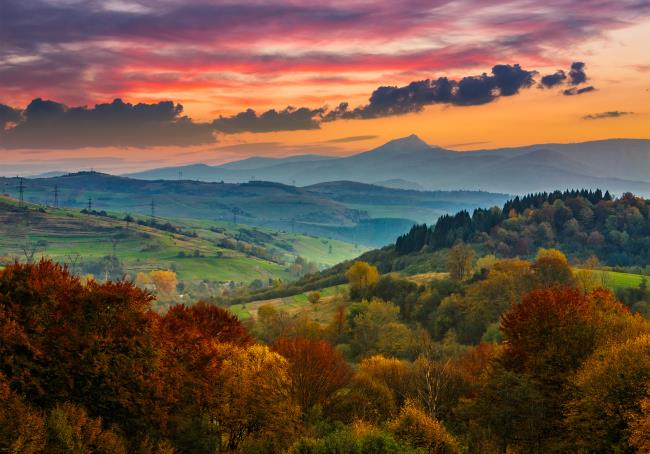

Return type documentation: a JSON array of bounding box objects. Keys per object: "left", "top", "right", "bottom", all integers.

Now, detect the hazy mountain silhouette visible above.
[{"left": 127, "top": 136, "right": 650, "bottom": 196}]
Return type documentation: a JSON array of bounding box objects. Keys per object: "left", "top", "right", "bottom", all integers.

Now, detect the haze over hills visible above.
[
  {"left": 0, "top": 172, "right": 510, "bottom": 247},
  {"left": 126, "top": 135, "right": 650, "bottom": 196}
]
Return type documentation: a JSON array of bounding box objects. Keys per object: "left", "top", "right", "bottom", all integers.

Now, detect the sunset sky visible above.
[{"left": 1, "top": 0, "right": 649, "bottom": 175}]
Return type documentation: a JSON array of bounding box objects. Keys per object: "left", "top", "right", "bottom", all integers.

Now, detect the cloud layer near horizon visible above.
[{"left": 0, "top": 62, "right": 594, "bottom": 148}]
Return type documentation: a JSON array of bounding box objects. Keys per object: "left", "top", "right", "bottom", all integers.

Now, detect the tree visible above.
[
  {"left": 46, "top": 402, "right": 127, "bottom": 454},
  {"left": 500, "top": 287, "right": 597, "bottom": 382},
  {"left": 162, "top": 301, "right": 252, "bottom": 346},
  {"left": 389, "top": 401, "right": 460, "bottom": 453},
  {"left": 346, "top": 261, "right": 379, "bottom": 295},
  {"left": 564, "top": 334, "right": 650, "bottom": 452},
  {"left": 0, "top": 375, "right": 46, "bottom": 454},
  {"left": 273, "top": 337, "right": 352, "bottom": 410},
  {"left": 351, "top": 300, "right": 410, "bottom": 357},
  {"left": 307, "top": 291, "right": 321, "bottom": 305},
  {"left": 209, "top": 344, "right": 300, "bottom": 451},
  {"left": 498, "top": 286, "right": 633, "bottom": 450},
  {"left": 532, "top": 248, "right": 574, "bottom": 288},
  {"left": 464, "top": 367, "right": 548, "bottom": 453},
  {"left": 0, "top": 260, "right": 163, "bottom": 437},
  {"left": 149, "top": 270, "right": 177, "bottom": 296},
  {"left": 629, "top": 389, "right": 650, "bottom": 453},
  {"left": 447, "top": 243, "right": 474, "bottom": 281}
]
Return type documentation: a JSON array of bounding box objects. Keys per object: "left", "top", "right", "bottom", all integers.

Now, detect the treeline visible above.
[
  {"left": 2, "top": 257, "right": 650, "bottom": 452},
  {"left": 395, "top": 189, "right": 650, "bottom": 265}
]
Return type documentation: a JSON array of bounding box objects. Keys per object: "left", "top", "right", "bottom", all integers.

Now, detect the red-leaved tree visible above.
[{"left": 273, "top": 337, "right": 352, "bottom": 410}]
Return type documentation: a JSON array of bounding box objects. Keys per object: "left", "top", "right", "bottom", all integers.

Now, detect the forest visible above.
[
  {"left": 2, "top": 245, "right": 650, "bottom": 452},
  {"left": 395, "top": 189, "right": 650, "bottom": 265}
]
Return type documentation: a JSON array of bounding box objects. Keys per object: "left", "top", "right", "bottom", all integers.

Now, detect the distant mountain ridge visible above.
[{"left": 126, "top": 136, "right": 650, "bottom": 196}]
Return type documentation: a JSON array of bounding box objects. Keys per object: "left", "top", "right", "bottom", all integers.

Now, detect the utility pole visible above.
[
  {"left": 53, "top": 185, "right": 59, "bottom": 208},
  {"left": 150, "top": 199, "right": 155, "bottom": 225},
  {"left": 18, "top": 177, "right": 24, "bottom": 207}
]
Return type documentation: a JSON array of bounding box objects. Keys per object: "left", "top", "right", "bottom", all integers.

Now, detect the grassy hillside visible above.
[
  {"left": 229, "top": 284, "right": 347, "bottom": 322},
  {"left": 581, "top": 269, "right": 647, "bottom": 290},
  {"left": 0, "top": 195, "right": 363, "bottom": 286}
]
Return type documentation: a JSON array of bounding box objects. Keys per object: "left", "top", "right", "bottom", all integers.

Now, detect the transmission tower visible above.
[
  {"left": 150, "top": 199, "right": 155, "bottom": 225},
  {"left": 53, "top": 185, "right": 59, "bottom": 208},
  {"left": 87, "top": 196, "right": 92, "bottom": 211},
  {"left": 232, "top": 207, "right": 238, "bottom": 225},
  {"left": 18, "top": 177, "right": 24, "bottom": 207}
]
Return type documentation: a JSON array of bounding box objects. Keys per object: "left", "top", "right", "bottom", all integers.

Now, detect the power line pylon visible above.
[{"left": 18, "top": 177, "right": 24, "bottom": 207}]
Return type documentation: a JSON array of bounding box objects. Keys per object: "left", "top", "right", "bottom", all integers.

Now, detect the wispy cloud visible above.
[
  {"left": 323, "top": 135, "right": 378, "bottom": 143},
  {"left": 583, "top": 111, "right": 634, "bottom": 120}
]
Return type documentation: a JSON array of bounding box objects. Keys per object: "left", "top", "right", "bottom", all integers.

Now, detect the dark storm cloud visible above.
[
  {"left": 212, "top": 107, "right": 325, "bottom": 134},
  {"left": 0, "top": 99, "right": 215, "bottom": 149},
  {"left": 539, "top": 70, "right": 567, "bottom": 88},
  {"left": 563, "top": 86, "right": 596, "bottom": 96},
  {"left": 0, "top": 104, "right": 22, "bottom": 128},
  {"left": 569, "top": 61, "right": 588, "bottom": 85},
  {"left": 583, "top": 111, "right": 634, "bottom": 120},
  {"left": 324, "top": 64, "right": 536, "bottom": 120},
  {"left": 540, "top": 61, "right": 595, "bottom": 94}
]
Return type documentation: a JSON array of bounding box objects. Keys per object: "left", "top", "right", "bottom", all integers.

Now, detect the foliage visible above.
[
  {"left": 564, "top": 334, "right": 650, "bottom": 452},
  {"left": 395, "top": 190, "right": 650, "bottom": 266},
  {"left": 447, "top": 243, "right": 474, "bottom": 281},
  {"left": 273, "top": 337, "right": 352, "bottom": 410},
  {"left": 389, "top": 401, "right": 460, "bottom": 453},
  {"left": 346, "top": 261, "right": 380, "bottom": 298}
]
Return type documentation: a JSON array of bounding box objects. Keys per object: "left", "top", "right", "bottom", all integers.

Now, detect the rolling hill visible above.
[
  {"left": 1, "top": 172, "right": 510, "bottom": 246},
  {"left": 0, "top": 194, "right": 362, "bottom": 286},
  {"left": 126, "top": 135, "right": 650, "bottom": 196}
]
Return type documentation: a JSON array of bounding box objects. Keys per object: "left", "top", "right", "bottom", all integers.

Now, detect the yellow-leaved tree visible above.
[
  {"left": 149, "top": 270, "right": 177, "bottom": 296},
  {"left": 346, "top": 261, "right": 379, "bottom": 293},
  {"left": 210, "top": 344, "right": 300, "bottom": 452}
]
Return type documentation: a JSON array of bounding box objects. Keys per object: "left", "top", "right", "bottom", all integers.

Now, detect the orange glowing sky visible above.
[{"left": 1, "top": 0, "right": 649, "bottom": 175}]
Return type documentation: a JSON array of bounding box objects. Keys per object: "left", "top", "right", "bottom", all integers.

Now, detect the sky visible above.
[{"left": 1, "top": 0, "right": 649, "bottom": 175}]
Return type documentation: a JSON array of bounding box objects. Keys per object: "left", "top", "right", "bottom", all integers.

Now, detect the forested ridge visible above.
[{"left": 396, "top": 189, "right": 650, "bottom": 265}]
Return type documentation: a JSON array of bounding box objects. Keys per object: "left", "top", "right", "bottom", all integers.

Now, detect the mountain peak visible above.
[
  {"left": 395, "top": 134, "right": 428, "bottom": 146},
  {"left": 361, "top": 134, "right": 433, "bottom": 157}
]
